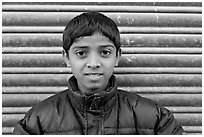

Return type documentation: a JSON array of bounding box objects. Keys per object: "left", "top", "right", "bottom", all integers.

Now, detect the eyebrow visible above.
[
  {"left": 100, "top": 44, "right": 115, "bottom": 49},
  {"left": 72, "top": 46, "right": 89, "bottom": 50},
  {"left": 72, "top": 44, "right": 115, "bottom": 50}
]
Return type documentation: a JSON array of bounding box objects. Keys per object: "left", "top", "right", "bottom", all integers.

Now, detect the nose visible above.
[{"left": 87, "top": 54, "right": 101, "bottom": 69}]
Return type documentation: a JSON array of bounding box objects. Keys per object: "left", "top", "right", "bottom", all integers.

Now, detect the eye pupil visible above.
[
  {"left": 102, "top": 50, "right": 110, "bottom": 56},
  {"left": 79, "top": 52, "right": 84, "bottom": 56},
  {"left": 104, "top": 51, "right": 108, "bottom": 54},
  {"left": 76, "top": 51, "right": 86, "bottom": 57}
]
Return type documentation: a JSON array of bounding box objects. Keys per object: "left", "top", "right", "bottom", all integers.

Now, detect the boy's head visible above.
[
  {"left": 62, "top": 12, "right": 121, "bottom": 94},
  {"left": 63, "top": 11, "right": 121, "bottom": 55}
]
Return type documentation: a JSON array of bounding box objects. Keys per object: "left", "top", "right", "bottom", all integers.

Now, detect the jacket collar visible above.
[{"left": 67, "top": 75, "right": 118, "bottom": 114}]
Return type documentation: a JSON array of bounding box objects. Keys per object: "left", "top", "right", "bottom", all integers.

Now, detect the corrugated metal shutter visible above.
[{"left": 2, "top": 2, "right": 202, "bottom": 135}]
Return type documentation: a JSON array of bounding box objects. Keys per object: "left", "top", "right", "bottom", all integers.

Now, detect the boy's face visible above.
[{"left": 63, "top": 32, "right": 121, "bottom": 94}]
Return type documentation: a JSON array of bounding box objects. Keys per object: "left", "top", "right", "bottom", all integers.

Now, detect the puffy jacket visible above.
[{"left": 13, "top": 75, "right": 184, "bottom": 135}]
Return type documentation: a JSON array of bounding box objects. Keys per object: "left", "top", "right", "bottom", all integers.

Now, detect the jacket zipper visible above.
[
  {"left": 101, "top": 106, "right": 104, "bottom": 134},
  {"left": 84, "top": 96, "right": 88, "bottom": 135}
]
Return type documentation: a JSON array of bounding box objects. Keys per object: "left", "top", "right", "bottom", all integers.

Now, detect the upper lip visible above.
[{"left": 84, "top": 73, "right": 103, "bottom": 75}]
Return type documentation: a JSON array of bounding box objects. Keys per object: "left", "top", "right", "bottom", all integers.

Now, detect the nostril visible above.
[{"left": 87, "top": 63, "right": 101, "bottom": 69}]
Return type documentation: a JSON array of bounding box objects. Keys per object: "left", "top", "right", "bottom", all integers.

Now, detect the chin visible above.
[
  {"left": 87, "top": 84, "right": 103, "bottom": 91},
  {"left": 87, "top": 85, "right": 101, "bottom": 90}
]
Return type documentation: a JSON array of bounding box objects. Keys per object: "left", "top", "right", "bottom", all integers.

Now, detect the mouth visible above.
[
  {"left": 84, "top": 73, "right": 103, "bottom": 77},
  {"left": 84, "top": 73, "right": 103, "bottom": 80}
]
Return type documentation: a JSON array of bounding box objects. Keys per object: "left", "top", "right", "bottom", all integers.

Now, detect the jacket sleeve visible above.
[
  {"left": 154, "top": 107, "right": 185, "bottom": 135},
  {"left": 12, "top": 108, "right": 43, "bottom": 135}
]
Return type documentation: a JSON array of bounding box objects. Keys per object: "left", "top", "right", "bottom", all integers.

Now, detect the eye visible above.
[
  {"left": 75, "top": 50, "right": 87, "bottom": 58},
  {"left": 100, "top": 50, "right": 111, "bottom": 57}
]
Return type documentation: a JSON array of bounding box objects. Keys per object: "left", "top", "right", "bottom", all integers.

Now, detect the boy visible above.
[{"left": 13, "top": 12, "right": 184, "bottom": 135}]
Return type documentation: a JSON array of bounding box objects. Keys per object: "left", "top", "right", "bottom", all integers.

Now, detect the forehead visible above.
[{"left": 71, "top": 33, "right": 115, "bottom": 49}]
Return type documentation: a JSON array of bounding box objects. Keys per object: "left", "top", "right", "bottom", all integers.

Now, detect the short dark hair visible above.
[{"left": 63, "top": 12, "right": 121, "bottom": 55}]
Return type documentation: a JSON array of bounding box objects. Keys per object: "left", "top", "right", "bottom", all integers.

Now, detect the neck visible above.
[{"left": 77, "top": 82, "right": 109, "bottom": 95}]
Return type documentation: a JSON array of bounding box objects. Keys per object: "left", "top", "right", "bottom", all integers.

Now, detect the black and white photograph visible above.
[{"left": 1, "top": 1, "right": 202, "bottom": 135}]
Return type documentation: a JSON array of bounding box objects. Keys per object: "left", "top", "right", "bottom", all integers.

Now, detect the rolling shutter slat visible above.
[
  {"left": 2, "top": 26, "right": 202, "bottom": 34},
  {"left": 2, "top": 74, "right": 202, "bottom": 87},
  {"left": 3, "top": 34, "right": 202, "bottom": 47},
  {"left": 2, "top": 106, "right": 202, "bottom": 114},
  {"left": 2, "top": 12, "right": 202, "bottom": 27},
  {"left": 3, "top": 86, "right": 202, "bottom": 94},
  {"left": 2, "top": 54, "right": 202, "bottom": 67},
  {"left": 2, "top": 5, "right": 202, "bottom": 13},
  {"left": 2, "top": 126, "right": 202, "bottom": 135},
  {"left": 2, "top": 94, "right": 201, "bottom": 107},
  {"left": 2, "top": 113, "right": 202, "bottom": 127},
  {"left": 2, "top": 67, "right": 202, "bottom": 74},
  {"left": 2, "top": 47, "right": 202, "bottom": 54}
]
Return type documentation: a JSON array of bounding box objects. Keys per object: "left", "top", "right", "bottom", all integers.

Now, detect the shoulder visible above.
[
  {"left": 16, "top": 89, "right": 71, "bottom": 134},
  {"left": 117, "top": 89, "right": 161, "bottom": 127},
  {"left": 118, "top": 89, "right": 158, "bottom": 108},
  {"left": 117, "top": 89, "right": 184, "bottom": 134},
  {"left": 35, "top": 89, "right": 69, "bottom": 111},
  {"left": 25, "top": 89, "right": 70, "bottom": 122}
]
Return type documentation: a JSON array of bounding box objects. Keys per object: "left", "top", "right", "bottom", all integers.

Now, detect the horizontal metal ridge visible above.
[
  {"left": 3, "top": 33, "right": 202, "bottom": 48},
  {"left": 2, "top": 26, "right": 202, "bottom": 34},
  {"left": 2, "top": 106, "right": 202, "bottom": 114},
  {"left": 2, "top": 111, "right": 202, "bottom": 126},
  {"left": 2, "top": 94, "right": 202, "bottom": 107},
  {"left": 2, "top": 47, "right": 202, "bottom": 54},
  {"left": 2, "top": 74, "right": 202, "bottom": 87},
  {"left": 2, "top": 86, "right": 202, "bottom": 94},
  {"left": 2, "top": 67, "right": 202, "bottom": 74},
  {"left": 2, "top": 2, "right": 202, "bottom": 7},
  {"left": 3, "top": 54, "right": 202, "bottom": 67},
  {"left": 2, "top": 12, "right": 201, "bottom": 27},
  {"left": 2, "top": 5, "right": 202, "bottom": 13},
  {"left": 2, "top": 126, "right": 202, "bottom": 135}
]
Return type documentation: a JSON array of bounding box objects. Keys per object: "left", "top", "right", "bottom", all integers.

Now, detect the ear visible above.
[
  {"left": 62, "top": 49, "right": 71, "bottom": 67},
  {"left": 115, "top": 48, "right": 122, "bottom": 66}
]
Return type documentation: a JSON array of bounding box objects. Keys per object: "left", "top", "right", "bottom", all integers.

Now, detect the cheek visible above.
[
  {"left": 71, "top": 62, "right": 83, "bottom": 69},
  {"left": 103, "top": 59, "right": 117, "bottom": 71},
  {"left": 107, "top": 57, "right": 118, "bottom": 66},
  {"left": 69, "top": 59, "right": 84, "bottom": 71}
]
